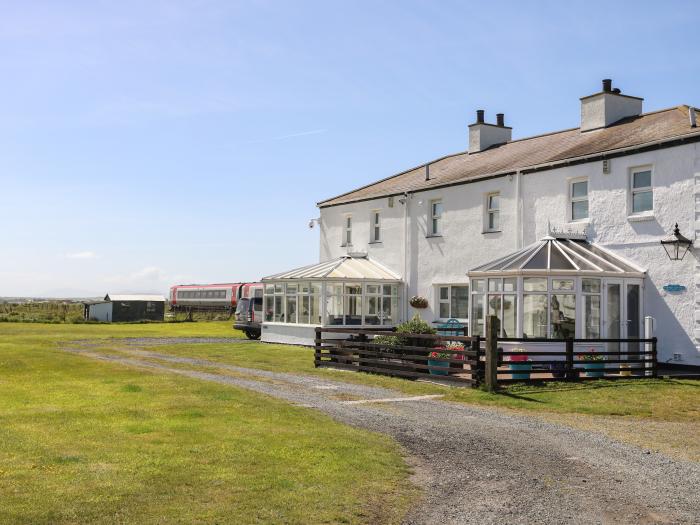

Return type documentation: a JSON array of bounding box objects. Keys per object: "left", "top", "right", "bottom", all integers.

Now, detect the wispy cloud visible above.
[
  {"left": 66, "top": 251, "right": 97, "bottom": 260},
  {"left": 246, "top": 128, "right": 327, "bottom": 144}
]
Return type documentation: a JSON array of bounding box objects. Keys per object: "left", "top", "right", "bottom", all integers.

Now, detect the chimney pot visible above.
[
  {"left": 476, "top": 109, "right": 485, "bottom": 123},
  {"left": 612, "top": 88, "right": 621, "bottom": 94},
  {"left": 602, "top": 79, "right": 612, "bottom": 92},
  {"left": 496, "top": 113, "right": 505, "bottom": 127}
]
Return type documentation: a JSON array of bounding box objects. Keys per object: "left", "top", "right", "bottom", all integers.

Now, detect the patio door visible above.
[{"left": 603, "top": 280, "right": 643, "bottom": 353}]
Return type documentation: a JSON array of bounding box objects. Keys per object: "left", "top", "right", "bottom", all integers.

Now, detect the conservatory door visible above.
[
  {"left": 605, "top": 281, "right": 622, "bottom": 352},
  {"left": 604, "top": 280, "right": 643, "bottom": 355}
]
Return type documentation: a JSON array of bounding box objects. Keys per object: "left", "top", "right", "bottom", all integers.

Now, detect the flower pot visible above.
[
  {"left": 549, "top": 361, "right": 567, "bottom": 379},
  {"left": 428, "top": 359, "right": 450, "bottom": 376},
  {"left": 509, "top": 362, "right": 531, "bottom": 380},
  {"left": 583, "top": 362, "right": 605, "bottom": 378}
]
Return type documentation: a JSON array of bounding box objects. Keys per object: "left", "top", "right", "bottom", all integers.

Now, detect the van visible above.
[{"left": 234, "top": 296, "right": 263, "bottom": 339}]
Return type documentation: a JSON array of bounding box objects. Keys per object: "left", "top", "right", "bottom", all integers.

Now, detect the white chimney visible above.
[
  {"left": 468, "top": 110, "right": 512, "bottom": 153},
  {"left": 580, "top": 79, "right": 643, "bottom": 132}
]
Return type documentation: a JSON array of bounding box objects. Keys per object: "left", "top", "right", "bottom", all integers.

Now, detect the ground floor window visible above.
[
  {"left": 326, "top": 283, "right": 399, "bottom": 326},
  {"left": 264, "top": 282, "right": 322, "bottom": 324},
  {"left": 436, "top": 284, "right": 469, "bottom": 320}
]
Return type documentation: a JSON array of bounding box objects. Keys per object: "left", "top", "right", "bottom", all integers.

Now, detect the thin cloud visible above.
[
  {"left": 66, "top": 251, "right": 97, "bottom": 259},
  {"left": 246, "top": 128, "right": 327, "bottom": 144}
]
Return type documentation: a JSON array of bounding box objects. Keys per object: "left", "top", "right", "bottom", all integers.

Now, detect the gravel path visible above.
[{"left": 63, "top": 339, "right": 700, "bottom": 524}]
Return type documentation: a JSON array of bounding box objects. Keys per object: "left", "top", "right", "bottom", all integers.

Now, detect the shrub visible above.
[{"left": 372, "top": 315, "right": 436, "bottom": 349}]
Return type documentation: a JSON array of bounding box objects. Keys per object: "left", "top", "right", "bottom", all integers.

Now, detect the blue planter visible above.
[
  {"left": 509, "top": 363, "right": 531, "bottom": 380},
  {"left": 428, "top": 359, "right": 449, "bottom": 376},
  {"left": 583, "top": 362, "right": 605, "bottom": 378}
]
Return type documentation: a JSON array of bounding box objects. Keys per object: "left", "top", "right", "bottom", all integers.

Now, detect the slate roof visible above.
[{"left": 318, "top": 106, "right": 700, "bottom": 208}]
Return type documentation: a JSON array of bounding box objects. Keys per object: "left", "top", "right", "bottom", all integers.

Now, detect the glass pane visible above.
[
  {"left": 346, "top": 216, "right": 352, "bottom": 228},
  {"left": 433, "top": 201, "right": 443, "bottom": 216},
  {"left": 487, "top": 295, "right": 502, "bottom": 332},
  {"left": 488, "top": 279, "right": 502, "bottom": 292},
  {"left": 552, "top": 279, "right": 574, "bottom": 291},
  {"left": 472, "top": 295, "right": 484, "bottom": 336},
  {"left": 300, "top": 282, "right": 310, "bottom": 294},
  {"left": 488, "top": 211, "right": 499, "bottom": 230},
  {"left": 301, "top": 295, "right": 310, "bottom": 324},
  {"left": 274, "top": 284, "right": 284, "bottom": 294},
  {"left": 451, "top": 286, "right": 469, "bottom": 318},
  {"left": 363, "top": 296, "right": 380, "bottom": 325},
  {"left": 439, "top": 286, "right": 449, "bottom": 300},
  {"left": 325, "top": 293, "right": 343, "bottom": 325},
  {"left": 523, "top": 295, "right": 547, "bottom": 338},
  {"left": 264, "top": 296, "right": 274, "bottom": 321},
  {"left": 381, "top": 296, "right": 397, "bottom": 325},
  {"left": 471, "top": 279, "right": 485, "bottom": 293},
  {"left": 503, "top": 295, "right": 516, "bottom": 338},
  {"left": 503, "top": 278, "right": 517, "bottom": 292},
  {"left": 439, "top": 302, "right": 450, "bottom": 319},
  {"left": 584, "top": 295, "right": 601, "bottom": 338},
  {"left": 285, "top": 296, "right": 297, "bottom": 323},
  {"left": 311, "top": 282, "right": 322, "bottom": 294},
  {"left": 265, "top": 284, "right": 274, "bottom": 294},
  {"left": 344, "top": 283, "right": 361, "bottom": 295},
  {"left": 582, "top": 278, "right": 601, "bottom": 294},
  {"left": 310, "top": 294, "right": 320, "bottom": 324},
  {"left": 523, "top": 277, "right": 547, "bottom": 292},
  {"left": 627, "top": 284, "right": 641, "bottom": 353},
  {"left": 383, "top": 284, "right": 398, "bottom": 296},
  {"left": 274, "top": 296, "right": 284, "bottom": 322},
  {"left": 488, "top": 194, "right": 499, "bottom": 210},
  {"left": 344, "top": 295, "right": 362, "bottom": 325},
  {"left": 374, "top": 212, "right": 380, "bottom": 225},
  {"left": 607, "top": 284, "right": 621, "bottom": 353},
  {"left": 366, "top": 284, "right": 380, "bottom": 295},
  {"left": 550, "top": 294, "right": 575, "bottom": 338},
  {"left": 286, "top": 284, "right": 298, "bottom": 295},
  {"left": 633, "top": 170, "right": 651, "bottom": 188},
  {"left": 572, "top": 200, "right": 588, "bottom": 220},
  {"left": 432, "top": 218, "right": 440, "bottom": 234},
  {"left": 632, "top": 191, "right": 652, "bottom": 213},
  {"left": 571, "top": 180, "right": 588, "bottom": 198},
  {"left": 326, "top": 283, "right": 342, "bottom": 296}
]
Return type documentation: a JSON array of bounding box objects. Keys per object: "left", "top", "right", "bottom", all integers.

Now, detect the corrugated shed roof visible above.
[
  {"left": 319, "top": 106, "right": 700, "bottom": 207},
  {"left": 262, "top": 256, "right": 401, "bottom": 281},
  {"left": 469, "top": 237, "right": 646, "bottom": 276},
  {"left": 105, "top": 294, "right": 166, "bottom": 302}
]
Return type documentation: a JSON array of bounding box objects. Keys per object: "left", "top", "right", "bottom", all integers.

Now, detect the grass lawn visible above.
[{"left": 0, "top": 322, "right": 417, "bottom": 524}]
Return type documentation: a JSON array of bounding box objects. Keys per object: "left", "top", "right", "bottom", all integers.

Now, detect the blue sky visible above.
[{"left": 2, "top": 0, "right": 699, "bottom": 297}]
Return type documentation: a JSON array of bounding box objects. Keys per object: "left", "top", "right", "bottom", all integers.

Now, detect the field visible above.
[{"left": 0, "top": 322, "right": 415, "bottom": 524}]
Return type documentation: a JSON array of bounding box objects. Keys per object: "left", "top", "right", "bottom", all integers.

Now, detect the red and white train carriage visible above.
[{"left": 169, "top": 282, "right": 262, "bottom": 311}]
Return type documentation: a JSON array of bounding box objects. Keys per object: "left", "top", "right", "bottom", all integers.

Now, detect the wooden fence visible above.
[{"left": 314, "top": 316, "right": 657, "bottom": 390}]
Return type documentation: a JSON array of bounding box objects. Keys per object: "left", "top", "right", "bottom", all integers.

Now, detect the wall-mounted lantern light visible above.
[{"left": 660, "top": 223, "right": 693, "bottom": 261}]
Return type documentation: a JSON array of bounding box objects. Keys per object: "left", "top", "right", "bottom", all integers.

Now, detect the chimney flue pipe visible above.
[
  {"left": 476, "top": 109, "right": 485, "bottom": 123},
  {"left": 496, "top": 113, "right": 505, "bottom": 127},
  {"left": 602, "top": 79, "right": 612, "bottom": 92}
]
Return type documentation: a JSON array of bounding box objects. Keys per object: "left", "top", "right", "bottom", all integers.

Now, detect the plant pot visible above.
[
  {"left": 509, "top": 362, "right": 531, "bottom": 380},
  {"left": 549, "top": 361, "right": 567, "bottom": 379},
  {"left": 428, "top": 359, "right": 450, "bottom": 376},
  {"left": 583, "top": 362, "right": 605, "bottom": 378}
]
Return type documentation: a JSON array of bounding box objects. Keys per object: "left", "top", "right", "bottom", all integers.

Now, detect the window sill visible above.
[
  {"left": 340, "top": 244, "right": 353, "bottom": 248},
  {"left": 426, "top": 234, "right": 443, "bottom": 238},
  {"left": 627, "top": 213, "right": 654, "bottom": 223},
  {"left": 567, "top": 218, "right": 590, "bottom": 225},
  {"left": 368, "top": 241, "right": 382, "bottom": 245},
  {"left": 482, "top": 230, "right": 502, "bottom": 234}
]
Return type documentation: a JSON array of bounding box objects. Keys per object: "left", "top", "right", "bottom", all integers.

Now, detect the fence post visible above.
[
  {"left": 470, "top": 335, "right": 481, "bottom": 386},
  {"left": 651, "top": 337, "right": 658, "bottom": 378},
  {"left": 565, "top": 338, "right": 575, "bottom": 380},
  {"left": 314, "top": 327, "right": 322, "bottom": 368},
  {"left": 485, "top": 315, "right": 498, "bottom": 392}
]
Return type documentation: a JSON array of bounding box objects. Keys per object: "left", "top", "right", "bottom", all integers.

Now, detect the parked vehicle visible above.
[
  {"left": 234, "top": 285, "right": 264, "bottom": 339},
  {"left": 169, "top": 282, "right": 261, "bottom": 311}
]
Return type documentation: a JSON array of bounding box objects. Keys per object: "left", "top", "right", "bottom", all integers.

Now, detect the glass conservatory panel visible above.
[
  {"left": 503, "top": 278, "right": 517, "bottom": 292},
  {"left": 523, "top": 295, "right": 547, "bottom": 338},
  {"left": 523, "top": 277, "right": 547, "bottom": 292},
  {"left": 583, "top": 295, "right": 601, "bottom": 338},
  {"left": 450, "top": 286, "right": 469, "bottom": 319},
  {"left": 363, "top": 295, "right": 380, "bottom": 325},
  {"left": 381, "top": 296, "right": 398, "bottom": 325},
  {"left": 472, "top": 294, "right": 485, "bottom": 336},
  {"left": 552, "top": 279, "right": 574, "bottom": 291},
  {"left": 344, "top": 295, "right": 362, "bottom": 325},
  {"left": 488, "top": 278, "right": 502, "bottom": 292},
  {"left": 582, "top": 278, "right": 601, "bottom": 293},
  {"left": 502, "top": 295, "right": 516, "bottom": 338},
  {"left": 550, "top": 294, "right": 575, "bottom": 338}
]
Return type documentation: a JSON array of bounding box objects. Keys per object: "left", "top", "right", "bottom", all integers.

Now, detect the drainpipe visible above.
[
  {"left": 515, "top": 170, "right": 523, "bottom": 249},
  {"left": 402, "top": 191, "right": 409, "bottom": 322}
]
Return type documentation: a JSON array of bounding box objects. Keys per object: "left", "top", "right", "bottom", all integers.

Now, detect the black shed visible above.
[{"left": 85, "top": 294, "right": 166, "bottom": 322}]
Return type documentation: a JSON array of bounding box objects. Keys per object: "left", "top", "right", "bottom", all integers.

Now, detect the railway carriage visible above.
[{"left": 169, "top": 282, "right": 262, "bottom": 311}]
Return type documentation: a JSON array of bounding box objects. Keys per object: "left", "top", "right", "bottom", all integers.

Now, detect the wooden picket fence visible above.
[{"left": 314, "top": 316, "right": 658, "bottom": 390}]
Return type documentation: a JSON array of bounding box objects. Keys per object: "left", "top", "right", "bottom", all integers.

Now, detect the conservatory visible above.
[
  {"left": 260, "top": 254, "right": 402, "bottom": 345},
  {"left": 467, "top": 236, "right": 647, "bottom": 345}
]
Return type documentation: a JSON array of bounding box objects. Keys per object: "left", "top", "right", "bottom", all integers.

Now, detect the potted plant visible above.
[
  {"left": 428, "top": 349, "right": 451, "bottom": 376},
  {"left": 508, "top": 347, "right": 531, "bottom": 380},
  {"left": 580, "top": 348, "right": 605, "bottom": 378},
  {"left": 409, "top": 296, "right": 429, "bottom": 309}
]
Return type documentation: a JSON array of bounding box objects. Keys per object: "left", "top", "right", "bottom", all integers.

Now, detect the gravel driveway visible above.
[{"left": 63, "top": 339, "right": 700, "bottom": 524}]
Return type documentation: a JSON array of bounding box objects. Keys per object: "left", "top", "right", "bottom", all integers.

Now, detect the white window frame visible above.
[
  {"left": 629, "top": 166, "right": 653, "bottom": 216},
  {"left": 484, "top": 192, "right": 500, "bottom": 232},
  {"left": 435, "top": 284, "right": 470, "bottom": 321},
  {"left": 569, "top": 178, "right": 589, "bottom": 222},
  {"left": 342, "top": 215, "right": 352, "bottom": 246},
  {"left": 370, "top": 210, "right": 381, "bottom": 243},
  {"left": 429, "top": 199, "right": 442, "bottom": 236}
]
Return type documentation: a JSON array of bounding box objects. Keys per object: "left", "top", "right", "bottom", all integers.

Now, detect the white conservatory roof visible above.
[
  {"left": 263, "top": 255, "right": 401, "bottom": 282},
  {"left": 468, "top": 237, "right": 646, "bottom": 277}
]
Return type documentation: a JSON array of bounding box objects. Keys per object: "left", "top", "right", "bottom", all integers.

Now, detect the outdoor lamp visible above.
[{"left": 660, "top": 223, "right": 693, "bottom": 261}]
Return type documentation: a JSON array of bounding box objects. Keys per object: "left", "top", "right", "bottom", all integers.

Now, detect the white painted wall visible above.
[{"left": 319, "top": 142, "right": 700, "bottom": 365}]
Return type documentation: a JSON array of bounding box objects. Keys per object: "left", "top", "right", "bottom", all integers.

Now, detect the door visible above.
[
  {"left": 605, "top": 281, "right": 622, "bottom": 353},
  {"left": 625, "top": 283, "right": 642, "bottom": 355},
  {"left": 603, "top": 280, "right": 643, "bottom": 355}
]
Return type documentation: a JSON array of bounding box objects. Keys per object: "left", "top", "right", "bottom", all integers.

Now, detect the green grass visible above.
[
  {"left": 142, "top": 340, "right": 700, "bottom": 422},
  {"left": 0, "top": 323, "right": 416, "bottom": 524}
]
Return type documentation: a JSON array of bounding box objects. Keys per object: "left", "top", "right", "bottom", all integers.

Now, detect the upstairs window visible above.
[
  {"left": 342, "top": 215, "right": 352, "bottom": 246},
  {"left": 631, "top": 168, "right": 652, "bottom": 214},
  {"left": 430, "top": 199, "right": 443, "bottom": 236},
  {"left": 485, "top": 193, "right": 500, "bottom": 232},
  {"left": 370, "top": 211, "right": 381, "bottom": 242},
  {"left": 570, "top": 179, "right": 589, "bottom": 221}
]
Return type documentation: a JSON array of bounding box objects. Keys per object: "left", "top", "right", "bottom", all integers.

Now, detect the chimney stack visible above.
[
  {"left": 580, "top": 78, "right": 643, "bottom": 132},
  {"left": 468, "top": 110, "right": 512, "bottom": 153}
]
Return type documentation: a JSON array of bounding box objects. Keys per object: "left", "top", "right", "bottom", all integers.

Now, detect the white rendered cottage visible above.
[{"left": 263, "top": 79, "right": 700, "bottom": 369}]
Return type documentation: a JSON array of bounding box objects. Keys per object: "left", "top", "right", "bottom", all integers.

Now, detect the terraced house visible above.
[{"left": 262, "top": 79, "right": 700, "bottom": 369}]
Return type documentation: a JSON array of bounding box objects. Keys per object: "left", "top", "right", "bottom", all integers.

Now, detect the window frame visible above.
[
  {"left": 484, "top": 192, "right": 500, "bottom": 233},
  {"left": 629, "top": 166, "right": 653, "bottom": 216},
  {"left": 429, "top": 199, "right": 443, "bottom": 236},
  {"left": 370, "top": 210, "right": 381, "bottom": 243},
  {"left": 342, "top": 215, "right": 352, "bottom": 246},
  {"left": 435, "top": 284, "right": 470, "bottom": 322},
  {"left": 569, "top": 178, "right": 589, "bottom": 222}
]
